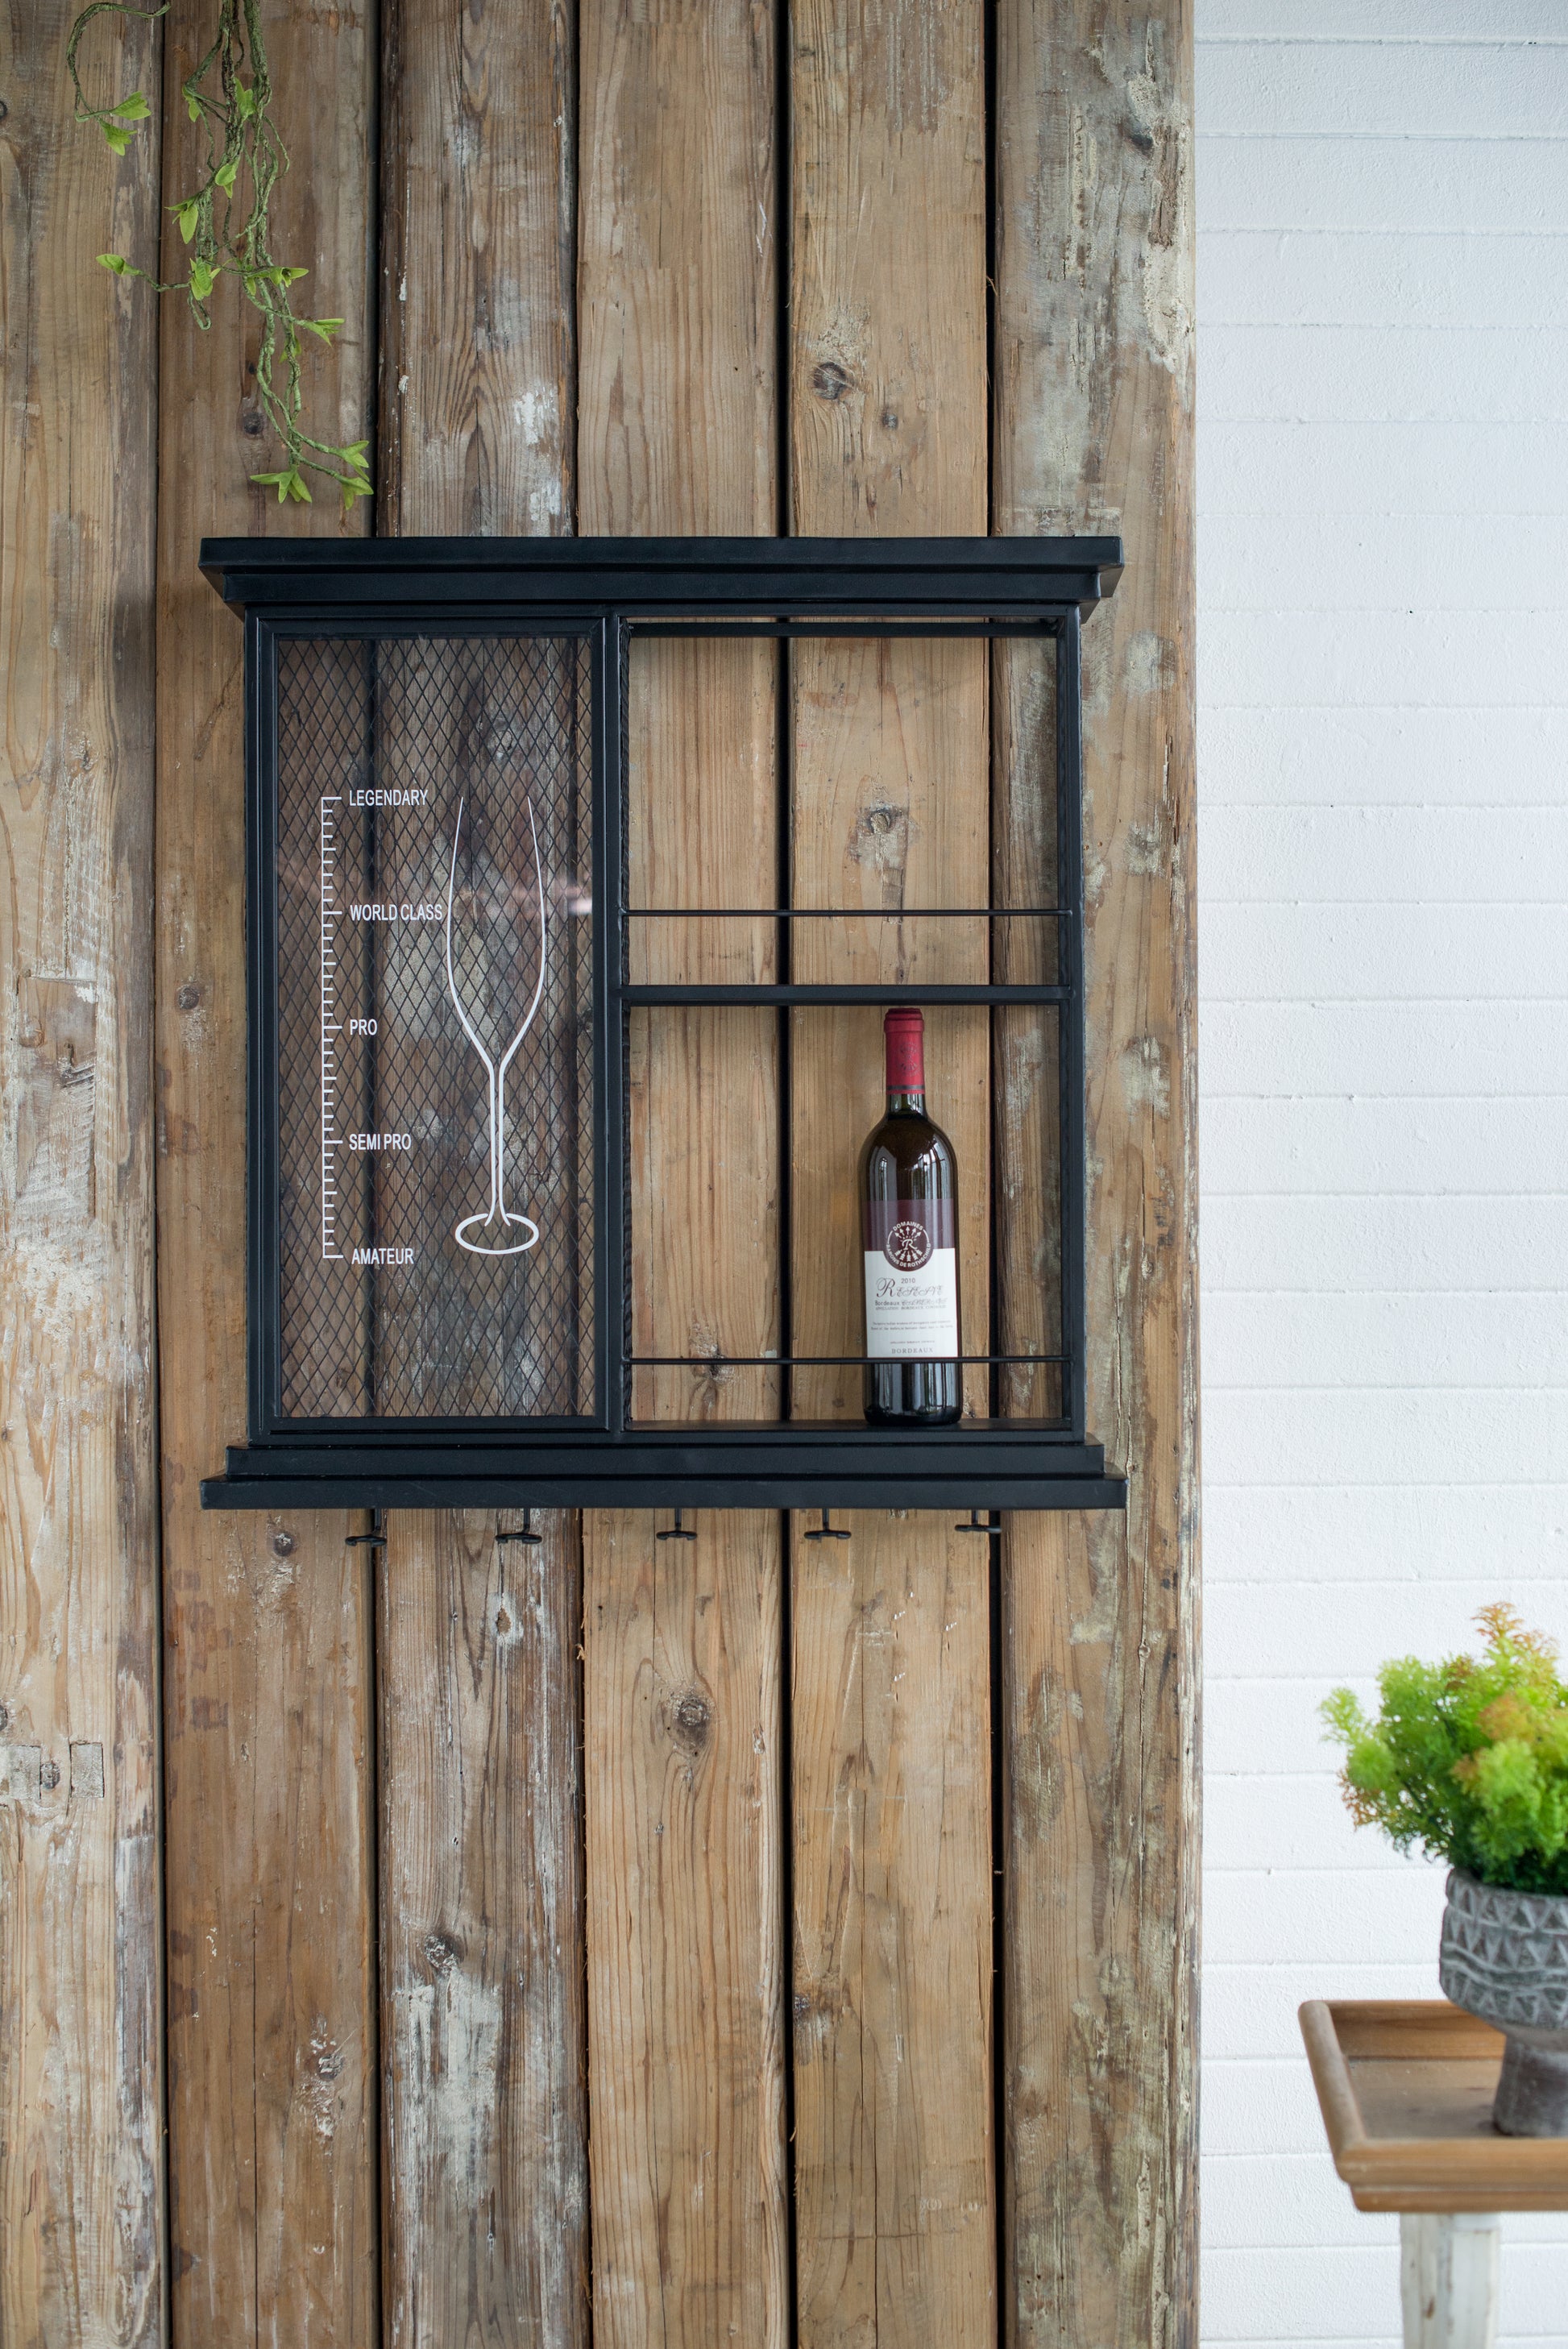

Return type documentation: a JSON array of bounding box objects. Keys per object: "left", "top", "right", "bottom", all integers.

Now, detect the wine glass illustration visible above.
[{"left": 444, "top": 791, "right": 547, "bottom": 1257}]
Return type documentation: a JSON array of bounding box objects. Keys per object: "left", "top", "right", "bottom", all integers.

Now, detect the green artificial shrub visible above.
[{"left": 1322, "top": 1604, "right": 1568, "bottom": 1894}]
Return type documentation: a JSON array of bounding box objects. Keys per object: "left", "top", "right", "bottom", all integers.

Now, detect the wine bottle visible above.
[{"left": 860, "top": 1006, "right": 961, "bottom": 1425}]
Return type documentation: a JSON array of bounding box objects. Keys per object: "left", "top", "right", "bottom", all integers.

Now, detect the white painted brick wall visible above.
[{"left": 1197, "top": 6, "right": 1568, "bottom": 2343}]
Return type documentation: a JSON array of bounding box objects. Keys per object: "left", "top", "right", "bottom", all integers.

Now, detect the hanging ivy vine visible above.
[{"left": 68, "top": 0, "right": 371, "bottom": 510}]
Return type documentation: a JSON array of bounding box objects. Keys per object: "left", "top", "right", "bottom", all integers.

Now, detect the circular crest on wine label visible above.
[{"left": 883, "top": 1219, "right": 934, "bottom": 1271}]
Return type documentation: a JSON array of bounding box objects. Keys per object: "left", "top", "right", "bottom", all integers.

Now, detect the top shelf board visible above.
[{"left": 198, "top": 533, "right": 1126, "bottom": 621}]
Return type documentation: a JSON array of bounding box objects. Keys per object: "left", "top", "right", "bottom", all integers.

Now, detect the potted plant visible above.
[{"left": 1324, "top": 1604, "right": 1568, "bottom": 2136}]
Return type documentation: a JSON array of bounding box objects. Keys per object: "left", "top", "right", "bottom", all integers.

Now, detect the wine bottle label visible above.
[{"left": 863, "top": 1199, "right": 959, "bottom": 1361}]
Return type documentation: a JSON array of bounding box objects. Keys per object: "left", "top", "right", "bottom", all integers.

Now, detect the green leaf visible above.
[
  {"left": 102, "top": 122, "right": 133, "bottom": 155},
  {"left": 251, "top": 467, "right": 313, "bottom": 505},
  {"left": 97, "top": 251, "right": 132, "bottom": 276},
  {"left": 297, "top": 315, "right": 341, "bottom": 344},
  {"left": 173, "top": 199, "right": 200, "bottom": 244},
  {"left": 189, "top": 258, "right": 217, "bottom": 301},
  {"left": 185, "top": 90, "right": 202, "bottom": 122},
  {"left": 113, "top": 92, "right": 151, "bottom": 121},
  {"left": 213, "top": 156, "right": 239, "bottom": 193},
  {"left": 234, "top": 83, "right": 255, "bottom": 120}
]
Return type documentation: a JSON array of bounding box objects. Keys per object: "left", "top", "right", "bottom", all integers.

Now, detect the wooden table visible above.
[{"left": 1301, "top": 1999, "right": 1568, "bottom": 2348}]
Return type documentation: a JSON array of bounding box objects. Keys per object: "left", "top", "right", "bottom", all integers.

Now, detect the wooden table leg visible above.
[{"left": 1400, "top": 2213, "right": 1500, "bottom": 2349}]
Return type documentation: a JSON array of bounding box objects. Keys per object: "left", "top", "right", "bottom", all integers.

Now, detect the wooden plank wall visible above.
[
  {"left": 154, "top": 6, "right": 380, "bottom": 2343},
  {"left": 577, "top": 10, "right": 788, "bottom": 2341},
  {"left": 378, "top": 6, "right": 589, "bottom": 2343},
  {"left": 0, "top": 4, "right": 164, "bottom": 2341},
  {"left": 1, "top": 3, "right": 1198, "bottom": 2345},
  {"left": 787, "top": 7, "right": 997, "bottom": 2343},
  {"left": 994, "top": 11, "right": 1200, "bottom": 2345}
]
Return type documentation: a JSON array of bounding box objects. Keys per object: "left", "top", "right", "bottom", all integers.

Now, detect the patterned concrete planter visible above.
[{"left": 1439, "top": 1870, "right": 1568, "bottom": 2135}]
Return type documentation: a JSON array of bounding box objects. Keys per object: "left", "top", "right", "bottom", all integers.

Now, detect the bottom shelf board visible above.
[
  {"left": 202, "top": 1426, "right": 1127, "bottom": 1513},
  {"left": 203, "top": 1475, "right": 1129, "bottom": 1512},
  {"left": 1300, "top": 1998, "right": 1568, "bottom": 2212}
]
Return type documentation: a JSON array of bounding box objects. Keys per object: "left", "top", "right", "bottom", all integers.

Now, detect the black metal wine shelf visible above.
[{"left": 198, "top": 535, "right": 1126, "bottom": 1514}]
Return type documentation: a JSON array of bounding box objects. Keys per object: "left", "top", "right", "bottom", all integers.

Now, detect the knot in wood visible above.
[
  {"left": 811, "top": 359, "right": 852, "bottom": 402},
  {"left": 270, "top": 1529, "right": 296, "bottom": 1558},
  {"left": 176, "top": 982, "right": 201, "bottom": 1011},
  {"left": 423, "top": 1930, "right": 463, "bottom": 1977},
  {"left": 313, "top": 2031, "right": 346, "bottom": 2082},
  {"left": 670, "top": 1688, "right": 712, "bottom": 1757}
]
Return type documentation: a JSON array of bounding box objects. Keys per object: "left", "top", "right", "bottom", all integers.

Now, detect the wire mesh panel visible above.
[{"left": 274, "top": 633, "right": 595, "bottom": 1422}]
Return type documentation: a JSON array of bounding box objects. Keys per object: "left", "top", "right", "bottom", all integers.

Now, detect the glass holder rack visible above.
[{"left": 197, "top": 534, "right": 1127, "bottom": 1513}]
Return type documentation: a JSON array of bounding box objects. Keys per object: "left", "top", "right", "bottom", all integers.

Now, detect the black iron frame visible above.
[{"left": 200, "top": 535, "right": 1126, "bottom": 1512}]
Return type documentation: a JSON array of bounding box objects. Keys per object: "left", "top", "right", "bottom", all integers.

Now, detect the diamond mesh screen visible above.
[{"left": 275, "top": 634, "right": 595, "bottom": 1421}]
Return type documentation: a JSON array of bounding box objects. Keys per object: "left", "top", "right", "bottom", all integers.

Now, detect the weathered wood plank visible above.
[
  {"left": 380, "top": 0, "right": 575, "bottom": 538},
  {"left": 583, "top": 1513, "right": 787, "bottom": 2349},
  {"left": 377, "top": 4, "right": 590, "bottom": 2342},
  {"left": 787, "top": 637, "right": 990, "bottom": 1427},
  {"left": 379, "top": 1511, "right": 588, "bottom": 2347},
  {"left": 993, "top": 7, "right": 1200, "bottom": 2346},
  {"left": 787, "top": 7, "right": 996, "bottom": 2343},
  {"left": 577, "top": 3, "right": 787, "bottom": 2339},
  {"left": 786, "top": 0, "right": 991, "bottom": 1427},
  {"left": 579, "top": 0, "right": 782, "bottom": 1425},
  {"left": 0, "top": 4, "right": 164, "bottom": 2337},
  {"left": 155, "top": 2, "right": 380, "bottom": 2339},
  {"left": 790, "top": 1513, "right": 995, "bottom": 2345}
]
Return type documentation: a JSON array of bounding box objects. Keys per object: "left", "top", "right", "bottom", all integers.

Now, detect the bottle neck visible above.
[{"left": 884, "top": 1011, "right": 926, "bottom": 1113}]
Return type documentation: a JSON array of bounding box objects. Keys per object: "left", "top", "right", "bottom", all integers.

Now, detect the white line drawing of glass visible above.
[{"left": 444, "top": 791, "right": 547, "bottom": 1257}]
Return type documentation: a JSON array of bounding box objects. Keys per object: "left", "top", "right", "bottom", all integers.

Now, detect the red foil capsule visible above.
[{"left": 883, "top": 1005, "right": 925, "bottom": 1093}]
